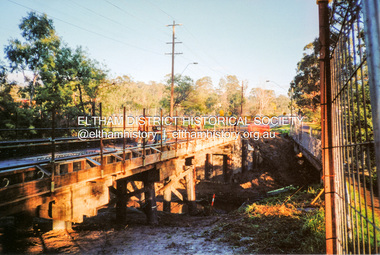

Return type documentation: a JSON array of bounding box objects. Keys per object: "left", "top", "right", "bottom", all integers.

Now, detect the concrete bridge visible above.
[{"left": 0, "top": 134, "right": 240, "bottom": 229}]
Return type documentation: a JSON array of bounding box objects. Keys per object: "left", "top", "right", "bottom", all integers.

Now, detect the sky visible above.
[{"left": 0, "top": 0, "right": 319, "bottom": 96}]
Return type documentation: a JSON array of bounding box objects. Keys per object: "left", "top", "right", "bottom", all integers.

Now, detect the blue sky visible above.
[{"left": 0, "top": 0, "right": 319, "bottom": 96}]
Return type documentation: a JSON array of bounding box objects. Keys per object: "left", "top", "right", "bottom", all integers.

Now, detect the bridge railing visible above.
[
  {"left": 290, "top": 121, "right": 322, "bottom": 163},
  {"left": 0, "top": 106, "right": 242, "bottom": 190}
]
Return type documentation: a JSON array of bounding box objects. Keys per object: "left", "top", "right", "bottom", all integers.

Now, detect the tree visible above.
[
  {"left": 0, "top": 63, "right": 16, "bottom": 130},
  {"left": 205, "top": 92, "right": 219, "bottom": 115},
  {"left": 249, "top": 87, "right": 276, "bottom": 116},
  {"left": 161, "top": 75, "right": 196, "bottom": 114},
  {"left": 217, "top": 75, "right": 245, "bottom": 115},
  {"left": 58, "top": 46, "right": 107, "bottom": 115},
  {"left": 190, "top": 76, "right": 213, "bottom": 114},
  {"left": 99, "top": 76, "right": 167, "bottom": 116},
  {"left": 5, "top": 11, "right": 108, "bottom": 118},
  {"left": 5, "top": 12, "right": 60, "bottom": 105},
  {"left": 0, "top": 61, "right": 36, "bottom": 139},
  {"left": 275, "top": 95, "right": 290, "bottom": 115},
  {"left": 290, "top": 38, "right": 320, "bottom": 122}
]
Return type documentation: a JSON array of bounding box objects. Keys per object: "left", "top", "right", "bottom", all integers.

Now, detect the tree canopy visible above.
[
  {"left": 1, "top": 11, "right": 292, "bottom": 140},
  {"left": 290, "top": 38, "right": 321, "bottom": 122}
]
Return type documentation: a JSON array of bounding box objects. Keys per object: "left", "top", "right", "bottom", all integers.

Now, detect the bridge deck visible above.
[{"left": 0, "top": 135, "right": 236, "bottom": 220}]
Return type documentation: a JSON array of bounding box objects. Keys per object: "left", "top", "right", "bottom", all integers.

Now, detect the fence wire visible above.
[{"left": 330, "top": 0, "right": 379, "bottom": 253}]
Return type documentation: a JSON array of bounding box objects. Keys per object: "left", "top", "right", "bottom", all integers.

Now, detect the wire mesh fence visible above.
[{"left": 329, "top": 0, "right": 379, "bottom": 253}]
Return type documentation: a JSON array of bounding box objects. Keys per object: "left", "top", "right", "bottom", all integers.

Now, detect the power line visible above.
[
  {"left": 143, "top": 0, "right": 176, "bottom": 21},
  {"left": 117, "top": 0, "right": 231, "bottom": 78},
  {"left": 70, "top": 0, "right": 168, "bottom": 45},
  {"left": 7, "top": 0, "right": 163, "bottom": 56},
  {"left": 102, "top": 0, "right": 170, "bottom": 40},
  {"left": 130, "top": 0, "right": 234, "bottom": 79},
  {"left": 69, "top": 0, "right": 135, "bottom": 32},
  {"left": 182, "top": 25, "right": 232, "bottom": 75},
  {"left": 180, "top": 42, "right": 225, "bottom": 76},
  {"left": 177, "top": 36, "right": 226, "bottom": 76},
  {"left": 104, "top": 0, "right": 141, "bottom": 20}
]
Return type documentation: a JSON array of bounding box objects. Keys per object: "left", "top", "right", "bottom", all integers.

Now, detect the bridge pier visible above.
[
  {"left": 205, "top": 154, "right": 211, "bottom": 180},
  {"left": 52, "top": 220, "right": 72, "bottom": 230},
  {"left": 241, "top": 139, "right": 248, "bottom": 173},
  {"left": 116, "top": 179, "right": 127, "bottom": 222},
  {"left": 163, "top": 179, "right": 171, "bottom": 212},
  {"left": 143, "top": 180, "right": 158, "bottom": 225},
  {"left": 223, "top": 154, "right": 232, "bottom": 183},
  {"left": 252, "top": 145, "right": 261, "bottom": 170},
  {"left": 185, "top": 157, "right": 196, "bottom": 215}
]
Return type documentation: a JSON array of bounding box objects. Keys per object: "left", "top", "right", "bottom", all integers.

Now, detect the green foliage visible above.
[
  {"left": 1, "top": 12, "right": 108, "bottom": 140},
  {"left": 275, "top": 94, "right": 291, "bottom": 115},
  {"left": 0, "top": 62, "right": 39, "bottom": 139},
  {"left": 291, "top": 38, "right": 320, "bottom": 122},
  {"left": 5, "top": 12, "right": 61, "bottom": 104},
  {"left": 0, "top": 13, "right": 302, "bottom": 140},
  {"left": 161, "top": 74, "right": 197, "bottom": 114},
  {"left": 5, "top": 12, "right": 107, "bottom": 114},
  {"left": 99, "top": 76, "right": 165, "bottom": 115},
  {"left": 218, "top": 75, "right": 244, "bottom": 115},
  {"left": 271, "top": 124, "right": 291, "bottom": 136},
  {"left": 301, "top": 208, "right": 326, "bottom": 253}
]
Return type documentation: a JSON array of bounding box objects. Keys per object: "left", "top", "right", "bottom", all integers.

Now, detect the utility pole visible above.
[
  {"left": 241, "top": 81, "right": 244, "bottom": 116},
  {"left": 166, "top": 21, "right": 182, "bottom": 117}
]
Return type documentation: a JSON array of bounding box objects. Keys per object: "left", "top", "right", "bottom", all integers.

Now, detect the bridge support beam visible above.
[
  {"left": 241, "top": 139, "right": 248, "bottom": 173},
  {"left": 116, "top": 179, "right": 127, "bottom": 222},
  {"left": 185, "top": 157, "right": 196, "bottom": 215},
  {"left": 252, "top": 148, "right": 259, "bottom": 170},
  {"left": 223, "top": 154, "right": 232, "bottom": 183},
  {"left": 205, "top": 154, "right": 211, "bottom": 180},
  {"left": 163, "top": 180, "right": 171, "bottom": 213},
  {"left": 143, "top": 180, "right": 158, "bottom": 225}
]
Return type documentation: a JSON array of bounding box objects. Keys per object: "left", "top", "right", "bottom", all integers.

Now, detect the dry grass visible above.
[
  {"left": 245, "top": 203, "right": 300, "bottom": 218},
  {"left": 206, "top": 185, "right": 326, "bottom": 254}
]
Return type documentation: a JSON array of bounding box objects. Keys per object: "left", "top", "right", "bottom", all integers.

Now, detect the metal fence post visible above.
[
  {"left": 160, "top": 109, "right": 163, "bottom": 160},
  {"left": 175, "top": 110, "right": 178, "bottom": 156},
  {"left": 123, "top": 106, "right": 126, "bottom": 165},
  {"left": 100, "top": 103, "right": 104, "bottom": 177},
  {"left": 51, "top": 107, "right": 55, "bottom": 192},
  {"left": 318, "top": 0, "right": 337, "bottom": 253},
  {"left": 143, "top": 108, "right": 146, "bottom": 166}
]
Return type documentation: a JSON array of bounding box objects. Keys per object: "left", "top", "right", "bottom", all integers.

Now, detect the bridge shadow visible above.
[{"left": 0, "top": 214, "right": 50, "bottom": 254}]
